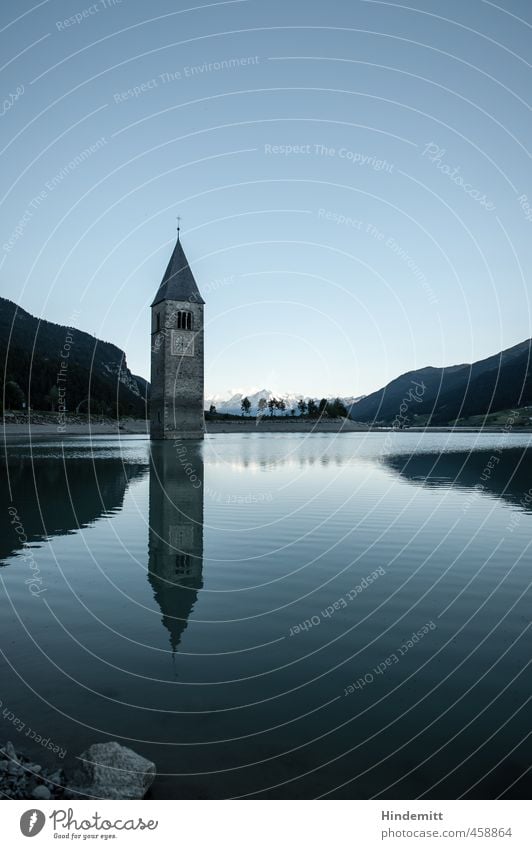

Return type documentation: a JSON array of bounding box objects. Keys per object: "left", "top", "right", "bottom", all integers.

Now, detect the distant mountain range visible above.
[
  {"left": 349, "top": 338, "right": 532, "bottom": 425},
  {"left": 205, "top": 389, "right": 364, "bottom": 416},
  {"left": 0, "top": 297, "right": 148, "bottom": 417}
]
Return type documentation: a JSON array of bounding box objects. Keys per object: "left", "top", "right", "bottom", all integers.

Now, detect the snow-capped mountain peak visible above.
[{"left": 205, "top": 389, "right": 363, "bottom": 415}]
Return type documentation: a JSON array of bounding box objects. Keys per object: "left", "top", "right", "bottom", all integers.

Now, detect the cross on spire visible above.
[{"left": 176, "top": 216, "right": 181, "bottom": 240}]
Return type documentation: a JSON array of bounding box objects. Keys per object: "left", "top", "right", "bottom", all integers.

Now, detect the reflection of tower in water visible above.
[{"left": 148, "top": 442, "right": 204, "bottom": 653}]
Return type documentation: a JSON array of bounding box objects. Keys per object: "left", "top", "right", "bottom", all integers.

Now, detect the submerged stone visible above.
[{"left": 64, "top": 742, "right": 156, "bottom": 800}]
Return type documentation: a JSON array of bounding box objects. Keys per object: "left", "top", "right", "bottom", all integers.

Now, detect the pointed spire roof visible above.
[{"left": 151, "top": 236, "right": 204, "bottom": 307}]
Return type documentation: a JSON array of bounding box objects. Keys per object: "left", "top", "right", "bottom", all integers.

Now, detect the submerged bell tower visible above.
[{"left": 150, "top": 227, "right": 205, "bottom": 439}]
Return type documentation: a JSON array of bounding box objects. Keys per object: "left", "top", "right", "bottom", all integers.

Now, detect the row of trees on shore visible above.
[{"left": 209, "top": 397, "right": 349, "bottom": 418}]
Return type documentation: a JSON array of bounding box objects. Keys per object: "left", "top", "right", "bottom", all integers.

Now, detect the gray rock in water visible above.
[
  {"left": 45, "top": 770, "right": 64, "bottom": 787},
  {"left": 64, "top": 742, "right": 155, "bottom": 800},
  {"left": 4, "top": 741, "right": 18, "bottom": 761},
  {"left": 31, "top": 784, "right": 51, "bottom": 799},
  {"left": 7, "top": 762, "right": 23, "bottom": 777}
]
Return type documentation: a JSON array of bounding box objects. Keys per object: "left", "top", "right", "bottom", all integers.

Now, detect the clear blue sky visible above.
[{"left": 1, "top": 0, "right": 531, "bottom": 397}]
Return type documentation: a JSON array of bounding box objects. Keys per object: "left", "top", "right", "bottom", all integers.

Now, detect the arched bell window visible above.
[{"left": 177, "top": 310, "right": 193, "bottom": 330}]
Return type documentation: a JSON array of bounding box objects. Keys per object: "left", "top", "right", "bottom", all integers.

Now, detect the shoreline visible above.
[
  {"left": 205, "top": 418, "right": 368, "bottom": 433},
  {"left": 1, "top": 416, "right": 149, "bottom": 436},
  {"left": 1, "top": 418, "right": 368, "bottom": 436},
  {"left": 2, "top": 417, "right": 532, "bottom": 436}
]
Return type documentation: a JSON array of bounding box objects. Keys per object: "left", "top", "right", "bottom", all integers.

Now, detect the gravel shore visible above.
[{"left": 2, "top": 415, "right": 367, "bottom": 436}]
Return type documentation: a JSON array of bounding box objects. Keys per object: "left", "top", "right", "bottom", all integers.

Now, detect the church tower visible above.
[{"left": 150, "top": 230, "right": 205, "bottom": 439}]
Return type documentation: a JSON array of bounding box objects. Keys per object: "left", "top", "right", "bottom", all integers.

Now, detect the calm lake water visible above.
[{"left": 0, "top": 432, "right": 530, "bottom": 799}]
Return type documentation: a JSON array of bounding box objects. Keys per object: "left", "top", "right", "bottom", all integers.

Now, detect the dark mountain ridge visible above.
[
  {"left": 350, "top": 338, "right": 532, "bottom": 425},
  {"left": 0, "top": 297, "right": 148, "bottom": 417}
]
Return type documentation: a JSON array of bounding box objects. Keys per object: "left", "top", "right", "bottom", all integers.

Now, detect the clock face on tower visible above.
[{"left": 171, "top": 330, "right": 194, "bottom": 357}]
